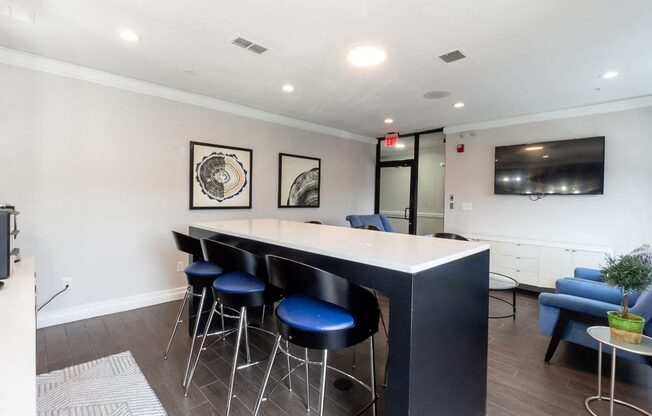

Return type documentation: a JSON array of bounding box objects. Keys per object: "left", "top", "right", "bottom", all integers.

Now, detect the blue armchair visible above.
[
  {"left": 345, "top": 214, "right": 394, "bottom": 232},
  {"left": 539, "top": 268, "right": 652, "bottom": 365}
]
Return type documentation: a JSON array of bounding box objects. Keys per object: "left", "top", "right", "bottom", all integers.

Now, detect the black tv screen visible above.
[{"left": 494, "top": 136, "right": 605, "bottom": 195}]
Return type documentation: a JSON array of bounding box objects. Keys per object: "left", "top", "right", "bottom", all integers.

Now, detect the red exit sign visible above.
[{"left": 384, "top": 133, "right": 399, "bottom": 147}]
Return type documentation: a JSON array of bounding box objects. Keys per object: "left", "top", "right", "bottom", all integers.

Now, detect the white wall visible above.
[
  {"left": 445, "top": 106, "right": 652, "bottom": 254},
  {"left": 0, "top": 63, "right": 375, "bottom": 325}
]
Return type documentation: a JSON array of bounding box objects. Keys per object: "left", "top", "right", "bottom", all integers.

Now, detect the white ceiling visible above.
[{"left": 1, "top": 0, "right": 651, "bottom": 138}]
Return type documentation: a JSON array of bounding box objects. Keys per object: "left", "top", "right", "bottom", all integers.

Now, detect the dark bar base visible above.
[{"left": 189, "top": 226, "right": 488, "bottom": 416}]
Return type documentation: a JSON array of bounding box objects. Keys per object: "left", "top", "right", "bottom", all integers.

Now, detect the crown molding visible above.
[
  {"left": 444, "top": 95, "right": 652, "bottom": 134},
  {"left": 0, "top": 46, "right": 376, "bottom": 144}
]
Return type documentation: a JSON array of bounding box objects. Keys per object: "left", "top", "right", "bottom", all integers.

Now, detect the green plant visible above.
[{"left": 601, "top": 254, "right": 652, "bottom": 319}]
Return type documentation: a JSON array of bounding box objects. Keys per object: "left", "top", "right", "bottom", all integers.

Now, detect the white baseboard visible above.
[{"left": 36, "top": 286, "right": 187, "bottom": 329}]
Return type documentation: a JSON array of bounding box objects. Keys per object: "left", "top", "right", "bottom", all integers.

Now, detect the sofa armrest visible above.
[
  {"left": 538, "top": 293, "right": 619, "bottom": 319},
  {"left": 556, "top": 278, "right": 638, "bottom": 306},
  {"left": 574, "top": 267, "right": 603, "bottom": 282}
]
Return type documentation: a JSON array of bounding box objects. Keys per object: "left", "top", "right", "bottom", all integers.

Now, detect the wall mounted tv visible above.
[{"left": 494, "top": 136, "right": 605, "bottom": 195}]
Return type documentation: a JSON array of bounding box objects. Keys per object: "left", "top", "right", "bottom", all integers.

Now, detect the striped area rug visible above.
[{"left": 36, "top": 351, "right": 166, "bottom": 416}]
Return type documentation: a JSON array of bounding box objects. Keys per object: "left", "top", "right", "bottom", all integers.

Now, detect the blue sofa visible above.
[
  {"left": 539, "top": 267, "right": 652, "bottom": 364},
  {"left": 345, "top": 214, "right": 394, "bottom": 232}
]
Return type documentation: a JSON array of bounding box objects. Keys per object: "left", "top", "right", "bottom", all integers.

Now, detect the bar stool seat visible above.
[
  {"left": 213, "top": 271, "right": 265, "bottom": 294},
  {"left": 185, "top": 260, "right": 223, "bottom": 277},
  {"left": 277, "top": 295, "right": 355, "bottom": 332}
]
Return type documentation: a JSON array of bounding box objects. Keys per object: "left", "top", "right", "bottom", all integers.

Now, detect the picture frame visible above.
[
  {"left": 278, "top": 153, "right": 321, "bottom": 208},
  {"left": 189, "top": 141, "right": 253, "bottom": 209}
]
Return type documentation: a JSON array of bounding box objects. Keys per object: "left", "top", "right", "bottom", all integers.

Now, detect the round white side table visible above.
[{"left": 585, "top": 326, "right": 652, "bottom": 416}]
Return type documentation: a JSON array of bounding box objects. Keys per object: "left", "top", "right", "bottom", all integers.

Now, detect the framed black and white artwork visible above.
[
  {"left": 189, "top": 141, "right": 252, "bottom": 209},
  {"left": 278, "top": 153, "right": 321, "bottom": 208}
]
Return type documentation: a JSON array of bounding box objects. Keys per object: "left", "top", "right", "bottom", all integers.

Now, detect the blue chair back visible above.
[
  {"left": 345, "top": 214, "right": 393, "bottom": 232},
  {"left": 631, "top": 287, "right": 652, "bottom": 335}
]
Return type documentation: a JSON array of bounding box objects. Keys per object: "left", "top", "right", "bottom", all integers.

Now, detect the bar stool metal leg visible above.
[
  {"left": 370, "top": 336, "right": 377, "bottom": 416},
  {"left": 318, "top": 350, "right": 328, "bottom": 416},
  {"left": 226, "top": 307, "right": 246, "bottom": 416},
  {"left": 253, "top": 334, "right": 282, "bottom": 416},
  {"left": 164, "top": 286, "right": 190, "bottom": 360},
  {"left": 183, "top": 287, "right": 207, "bottom": 388},
  {"left": 244, "top": 308, "right": 252, "bottom": 363},
  {"left": 304, "top": 348, "right": 311, "bottom": 411},
  {"left": 220, "top": 304, "right": 225, "bottom": 336},
  {"left": 185, "top": 301, "right": 218, "bottom": 396},
  {"left": 286, "top": 340, "right": 293, "bottom": 391}
]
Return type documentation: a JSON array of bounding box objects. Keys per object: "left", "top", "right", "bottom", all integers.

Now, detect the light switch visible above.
[{"left": 461, "top": 202, "right": 473, "bottom": 211}]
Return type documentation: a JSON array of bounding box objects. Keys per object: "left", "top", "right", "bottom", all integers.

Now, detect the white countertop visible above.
[
  {"left": 192, "top": 219, "right": 489, "bottom": 273},
  {"left": 0, "top": 258, "right": 36, "bottom": 416}
]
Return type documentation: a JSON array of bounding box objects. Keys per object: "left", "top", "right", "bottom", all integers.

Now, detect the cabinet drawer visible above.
[
  {"left": 501, "top": 267, "right": 538, "bottom": 286},
  {"left": 501, "top": 255, "right": 538, "bottom": 272},
  {"left": 501, "top": 243, "right": 539, "bottom": 259}
]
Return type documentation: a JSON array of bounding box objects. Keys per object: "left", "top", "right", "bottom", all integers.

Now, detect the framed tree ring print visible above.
[
  {"left": 189, "top": 141, "right": 252, "bottom": 209},
  {"left": 278, "top": 153, "right": 321, "bottom": 208}
]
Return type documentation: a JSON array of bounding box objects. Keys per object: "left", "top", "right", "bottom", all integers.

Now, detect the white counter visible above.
[
  {"left": 0, "top": 258, "right": 36, "bottom": 416},
  {"left": 192, "top": 219, "right": 488, "bottom": 273}
]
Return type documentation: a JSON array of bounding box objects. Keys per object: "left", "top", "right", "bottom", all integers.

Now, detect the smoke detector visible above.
[{"left": 232, "top": 37, "right": 268, "bottom": 54}]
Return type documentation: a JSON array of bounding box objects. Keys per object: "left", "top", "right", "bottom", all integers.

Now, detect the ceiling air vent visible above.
[
  {"left": 231, "top": 36, "right": 268, "bottom": 54},
  {"left": 438, "top": 50, "right": 466, "bottom": 63},
  {"left": 247, "top": 44, "right": 267, "bottom": 54}
]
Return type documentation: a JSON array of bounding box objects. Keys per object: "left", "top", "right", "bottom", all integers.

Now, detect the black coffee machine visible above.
[{"left": 0, "top": 203, "right": 20, "bottom": 280}]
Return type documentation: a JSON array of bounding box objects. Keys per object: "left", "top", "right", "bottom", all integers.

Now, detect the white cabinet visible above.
[
  {"left": 538, "top": 247, "right": 572, "bottom": 289},
  {"left": 571, "top": 250, "right": 606, "bottom": 271},
  {"left": 465, "top": 234, "right": 611, "bottom": 290}
]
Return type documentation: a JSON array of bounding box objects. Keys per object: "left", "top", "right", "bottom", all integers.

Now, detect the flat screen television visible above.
[{"left": 494, "top": 136, "right": 605, "bottom": 195}]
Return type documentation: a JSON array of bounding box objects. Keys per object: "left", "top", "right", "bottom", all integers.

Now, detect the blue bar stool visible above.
[
  {"left": 253, "top": 255, "right": 379, "bottom": 416},
  {"left": 166, "top": 231, "right": 223, "bottom": 388},
  {"left": 185, "top": 239, "right": 283, "bottom": 415}
]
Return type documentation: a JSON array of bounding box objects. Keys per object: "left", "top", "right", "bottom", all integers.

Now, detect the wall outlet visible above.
[
  {"left": 176, "top": 261, "right": 185, "bottom": 272},
  {"left": 62, "top": 277, "right": 73, "bottom": 289}
]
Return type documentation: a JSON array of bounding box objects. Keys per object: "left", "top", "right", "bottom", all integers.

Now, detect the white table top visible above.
[
  {"left": 0, "top": 258, "right": 36, "bottom": 415},
  {"left": 192, "top": 219, "right": 489, "bottom": 273},
  {"left": 587, "top": 326, "right": 652, "bottom": 356}
]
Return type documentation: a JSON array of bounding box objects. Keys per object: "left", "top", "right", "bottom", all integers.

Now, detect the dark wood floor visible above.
[{"left": 38, "top": 291, "right": 652, "bottom": 416}]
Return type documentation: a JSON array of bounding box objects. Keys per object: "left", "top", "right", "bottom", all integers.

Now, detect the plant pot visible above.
[{"left": 607, "top": 311, "right": 645, "bottom": 344}]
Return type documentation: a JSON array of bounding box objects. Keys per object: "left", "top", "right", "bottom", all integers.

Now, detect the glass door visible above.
[
  {"left": 375, "top": 130, "right": 445, "bottom": 235},
  {"left": 376, "top": 136, "right": 416, "bottom": 234},
  {"left": 379, "top": 163, "right": 412, "bottom": 233},
  {"left": 415, "top": 132, "right": 446, "bottom": 235}
]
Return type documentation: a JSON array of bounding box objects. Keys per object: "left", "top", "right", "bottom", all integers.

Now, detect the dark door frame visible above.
[{"left": 374, "top": 127, "right": 444, "bottom": 235}]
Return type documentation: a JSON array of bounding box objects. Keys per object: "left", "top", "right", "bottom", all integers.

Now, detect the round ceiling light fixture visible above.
[
  {"left": 600, "top": 71, "right": 619, "bottom": 79},
  {"left": 119, "top": 30, "right": 140, "bottom": 42},
  {"left": 347, "top": 45, "right": 386, "bottom": 68},
  {"left": 423, "top": 91, "right": 450, "bottom": 100},
  {"left": 282, "top": 84, "right": 295, "bottom": 93},
  {"left": 453, "top": 102, "right": 465, "bottom": 109},
  {"left": 384, "top": 118, "right": 394, "bottom": 124}
]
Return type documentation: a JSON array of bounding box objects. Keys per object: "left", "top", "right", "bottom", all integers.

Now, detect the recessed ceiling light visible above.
[
  {"left": 347, "top": 45, "right": 386, "bottom": 68},
  {"left": 119, "top": 30, "right": 139, "bottom": 42},
  {"left": 384, "top": 118, "right": 394, "bottom": 124},
  {"left": 542, "top": 154, "right": 550, "bottom": 158},
  {"left": 453, "top": 102, "right": 465, "bottom": 109},
  {"left": 601, "top": 71, "right": 618, "bottom": 79},
  {"left": 525, "top": 146, "right": 543, "bottom": 151},
  {"left": 282, "top": 84, "right": 295, "bottom": 93}
]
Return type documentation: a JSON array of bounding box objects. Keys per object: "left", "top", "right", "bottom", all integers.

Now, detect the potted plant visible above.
[{"left": 601, "top": 254, "right": 652, "bottom": 344}]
